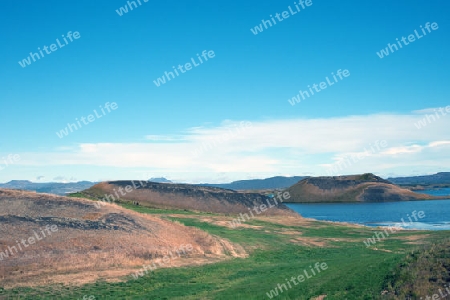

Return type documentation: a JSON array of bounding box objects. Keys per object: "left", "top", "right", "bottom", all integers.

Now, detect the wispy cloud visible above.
[
  {"left": 10, "top": 110, "right": 450, "bottom": 181},
  {"left": 145, "top": 135, "right": 187, "bottom": 142}
]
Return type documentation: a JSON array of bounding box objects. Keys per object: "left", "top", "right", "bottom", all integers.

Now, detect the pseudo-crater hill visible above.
[
  {"left": 286, "top": 173, "right": 444, "bottom": 203},
  {"left": 80, "top": 181, "right": 296, "bottom": 216}
]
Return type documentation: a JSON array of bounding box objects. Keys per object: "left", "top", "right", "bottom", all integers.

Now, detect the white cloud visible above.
[
  {"left": 412, "top": 105, "right": 450, "bottom": 114},
  {"left": 145, "top": 135, "right": 187, "bottom": 142},
  {"left": 381, "top": 145, "right": 423, "bottom": 155},
  {"left": 12, "top": 110, "right": 450, "bottom": 181},
  {"left": 53, "top": 176, "right": 77, "bottom": 183}
]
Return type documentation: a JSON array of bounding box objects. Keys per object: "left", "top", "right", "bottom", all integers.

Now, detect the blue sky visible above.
[{"left": 0, "top": 0, "right": 449, "bottom": 183}]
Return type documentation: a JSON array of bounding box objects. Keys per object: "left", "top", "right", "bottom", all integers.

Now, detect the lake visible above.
[{"left": 286, "top": 188, "right": 450, "bottom": 230}]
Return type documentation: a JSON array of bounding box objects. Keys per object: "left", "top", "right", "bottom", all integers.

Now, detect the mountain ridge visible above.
[
  {"left": 388, "top": 172, "right": 450, "bottom": 185},
  {"left": 0, "top": 181, "right": 97, "bottom": 196}
]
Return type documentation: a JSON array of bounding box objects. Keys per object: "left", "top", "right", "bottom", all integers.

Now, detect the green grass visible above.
[
  {"left": 120, "top": 202, "right": 219, "bottom": 216},
  {"left": 381, "top": 238, "right": 450, "bottom": 299},
  {"left": 0, "top": 243, "right": 408, "bottom": 299},
  {"left": 68, "top": 192, "right": 220, "bottom": 216},
  {"left": 1, "top": 204, "right": 448, "bottom": 300},
  {"left": 67, "top": 192, "right": 98, "bottom": 200}
]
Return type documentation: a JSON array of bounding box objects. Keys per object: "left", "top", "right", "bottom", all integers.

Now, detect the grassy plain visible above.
[{"left": 1, "top": 201, "right": 448, "bottom": 300}]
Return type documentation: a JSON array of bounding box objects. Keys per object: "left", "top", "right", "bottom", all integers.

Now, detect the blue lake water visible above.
[{"left": 286, "top": 188, "right": 450, "bottom": 230}]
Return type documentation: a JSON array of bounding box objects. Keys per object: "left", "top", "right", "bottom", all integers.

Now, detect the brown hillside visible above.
[
  {"left": 83, "top": 181, "right": 296, "bottom": 216},
  {"left": 287, "top": 173, "right": 439, "bottom": 203},
  {"left": 0, "top": 189, "right": 246, "bottom": 288}
]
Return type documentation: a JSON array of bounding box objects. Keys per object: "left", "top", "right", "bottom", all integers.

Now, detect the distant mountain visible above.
[
  {"left": 0, "top": 180, "right": 96, "bottom": 195},
  {"left": 148, "top": 177, "right": 173, "bottom": 183},
  {"left": 286, "top": 173, "right": 441, "bottom": 203},
  {"left": 199, "top": 176, "right": 306, "bottom": 190},
  {"left": 1, "top": 180, "right": 34, "bottom": 188},
  {"left": 388, "top": 172, "right": 450, "bottom": 185}
]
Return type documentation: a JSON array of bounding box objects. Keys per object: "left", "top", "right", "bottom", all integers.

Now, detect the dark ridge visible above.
[{"left": 0, "top": 214, "right": 142, "bottom": 232}]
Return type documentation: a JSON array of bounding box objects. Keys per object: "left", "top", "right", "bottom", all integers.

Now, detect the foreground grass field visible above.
[{"left": 1, "top": 202, "right": 448, "bottom": 300}]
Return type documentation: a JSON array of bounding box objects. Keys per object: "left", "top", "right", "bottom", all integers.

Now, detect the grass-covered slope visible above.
[
  {"left": 383, "top": 238, "right": 450, "bottom": 299},
  {"left": 0, "top": 189, "right": 244, "bottom": 289}
]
